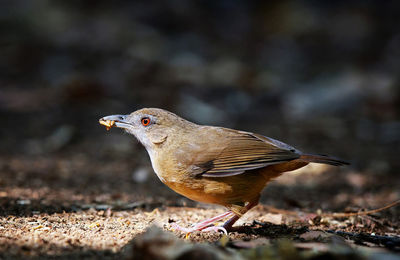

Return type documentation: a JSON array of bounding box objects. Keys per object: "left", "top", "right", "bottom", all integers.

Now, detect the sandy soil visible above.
[{"left": 0, "top": 155, "right": 398, "bottom": 258}]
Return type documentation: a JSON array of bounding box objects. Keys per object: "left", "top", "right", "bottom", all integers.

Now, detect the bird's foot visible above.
[
  {"left": 171, "top": 223, "right": 228, "bottom": 238},
  {"left": 170, "top": 210, "right": 234, "bottom": 238},
  {"left": 200, "top": 225, "right": 228, "bottom": 235}
]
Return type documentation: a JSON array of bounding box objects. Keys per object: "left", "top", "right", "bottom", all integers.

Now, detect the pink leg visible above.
[
  {"left": 171, "top": 199, "right": 259, "bottom": 236},
  {"left": 171, "top": 210, "right": 235, "bottom": 235}
]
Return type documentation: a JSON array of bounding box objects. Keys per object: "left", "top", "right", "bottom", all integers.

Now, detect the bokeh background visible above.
[{"left": 1, "top": 0, "right": 399, "bottom": 225}]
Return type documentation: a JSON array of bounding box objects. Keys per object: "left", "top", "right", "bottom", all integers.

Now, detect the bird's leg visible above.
[
  {"left": 223, "top": 200, "right": 259, "bottom": 232},
  {"left": 171, "top": 200, "right": 259, "bottom": 237},
  {"left": 171, "top": 210, "right": 235, "bottom": 235}
]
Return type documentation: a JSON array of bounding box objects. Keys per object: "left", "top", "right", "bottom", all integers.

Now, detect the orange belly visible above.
[
  {"left": 163, "top": 169, "right": 274, "bottom": 206},
  {"left": 161, "top": 160, "right": 309, "bottom": 207}
]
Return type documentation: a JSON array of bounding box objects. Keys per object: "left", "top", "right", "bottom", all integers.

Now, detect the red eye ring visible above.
[{"left": 141, "top": 117, "right": 151, "bottom": 126}]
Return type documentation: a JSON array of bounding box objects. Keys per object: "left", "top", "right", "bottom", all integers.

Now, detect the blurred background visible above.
[{"left": 0, "top": 1, "right": 399, "bottom": 214}]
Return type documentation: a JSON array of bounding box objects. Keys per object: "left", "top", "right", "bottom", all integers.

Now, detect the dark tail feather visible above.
[{"left": 299, "top": 154, "right": 349, "bottom": 166}]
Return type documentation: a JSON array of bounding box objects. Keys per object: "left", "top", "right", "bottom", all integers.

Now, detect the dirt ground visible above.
[{"left": 0, "top": 154, "right": 398, "bottom": 259}]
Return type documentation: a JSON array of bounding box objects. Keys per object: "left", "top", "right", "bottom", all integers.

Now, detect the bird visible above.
[{"left": 99, "top": 108, "right": 348, "bottom": 235}]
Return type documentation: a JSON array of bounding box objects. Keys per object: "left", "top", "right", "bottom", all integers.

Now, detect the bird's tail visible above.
[{"left": 299, "top": 154, "right": 349, "bottom": 166}]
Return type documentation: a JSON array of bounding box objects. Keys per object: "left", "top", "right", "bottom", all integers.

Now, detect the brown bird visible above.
[{"left": 99, "top": 108, "right": 348, "bottom": 234}]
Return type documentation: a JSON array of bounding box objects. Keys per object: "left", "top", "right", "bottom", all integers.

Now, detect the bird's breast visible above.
[{"left": 146, "top": 148, "right": 168, "bottom": 183}]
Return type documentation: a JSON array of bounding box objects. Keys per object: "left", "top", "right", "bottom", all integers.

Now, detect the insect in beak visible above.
[{"left": 99, "top": 119, "right": 115, "bottom": 130}]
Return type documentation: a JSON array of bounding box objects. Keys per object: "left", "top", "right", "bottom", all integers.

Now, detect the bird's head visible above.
[{"left": 99, "top": 108, "right": 194, "bottom": 151}]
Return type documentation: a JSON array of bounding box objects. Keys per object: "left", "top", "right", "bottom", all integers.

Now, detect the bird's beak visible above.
[{"left": 99, "top": 114, "right": 131, "bottom": 130}]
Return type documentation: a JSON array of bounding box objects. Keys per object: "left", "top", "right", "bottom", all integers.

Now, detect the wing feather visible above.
[{"left": 195, "top": 130, "right": 300, "bottom": 177}]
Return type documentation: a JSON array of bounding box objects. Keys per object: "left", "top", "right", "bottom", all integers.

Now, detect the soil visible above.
[{"left": 0, "top": 154, "right": 398, "bottom": 258}]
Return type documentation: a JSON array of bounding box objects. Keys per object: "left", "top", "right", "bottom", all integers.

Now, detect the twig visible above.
[
  {"left": 263, "top": 199, "right": 399, "bottom": 219},
  {"left": 321, "top": 200, "right": 400, "bottom": 218}
]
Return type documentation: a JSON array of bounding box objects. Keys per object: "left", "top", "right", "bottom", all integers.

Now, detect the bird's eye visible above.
[{"left": 141, "top": 117, "right": 151, "bottom": 126}]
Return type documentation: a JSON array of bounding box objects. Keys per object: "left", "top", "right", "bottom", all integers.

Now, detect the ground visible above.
[{"left": 0, "top": 154, "right": 398, "bottom": 259}]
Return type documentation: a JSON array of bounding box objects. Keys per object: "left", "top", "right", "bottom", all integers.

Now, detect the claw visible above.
[
  {"left": 169, "top": 210, "right": 235, "bottom": 237},
  {"left": 201, "top": 226, "right": 228, "bottom": 235},
  {"left": 170, "top": 222, "right": 227, "bottom": 238}
]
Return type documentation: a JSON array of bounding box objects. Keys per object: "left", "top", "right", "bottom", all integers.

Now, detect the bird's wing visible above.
[{"left": 191, "top": 129, "right": 301, "bottom": 178}]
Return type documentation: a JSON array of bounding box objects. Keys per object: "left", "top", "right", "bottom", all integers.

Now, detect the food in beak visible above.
[{"left": 99, "top": 119, "right": 115, "bottom": 131}]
